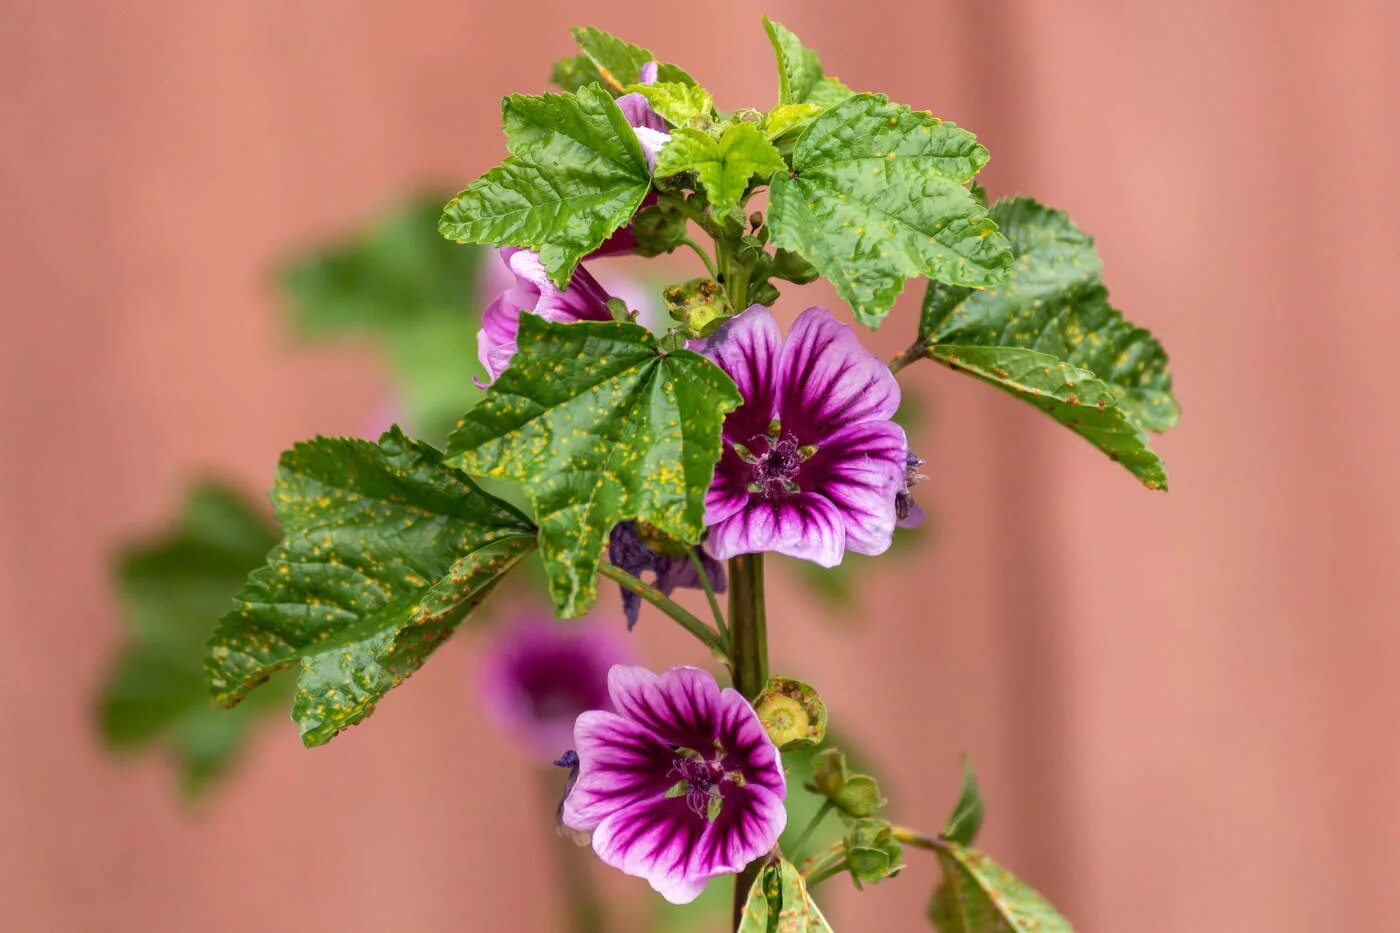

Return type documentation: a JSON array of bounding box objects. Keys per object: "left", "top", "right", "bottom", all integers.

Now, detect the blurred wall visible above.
[{"left": 3, "top": 1, "right": 1398, "bottom": 930}]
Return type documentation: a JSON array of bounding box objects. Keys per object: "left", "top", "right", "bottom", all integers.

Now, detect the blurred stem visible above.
[
  {"left": 727, "top": 553, "right": 768, "bottom": 930},
  {"left": 679, "top": 235, "right": 718, "bottom": 277},
  {"left": 890, "top": 826, "right": 950, "bottom": 852},
  {"left": 598, "top": 563, "right": 725, "bottom": 653},
  {"left": 539, "top": 771, "right": 606, "bottom": 933},
  {"left": 688, "top": 548, "right": 728, "bottom": 639},
  {"left": 889, "top": 339, "right": 927, "bottom": 374},
  {"left": 789, "top": 800, "right": 835, "bottom": 859}
]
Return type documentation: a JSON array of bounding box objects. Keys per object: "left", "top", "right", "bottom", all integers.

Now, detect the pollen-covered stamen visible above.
[
  {"left": 668, "top": 751, "right": 736, "bottom": 821},
  {"left": 738, "top": 422, "right": 817, "bottom": 500}
]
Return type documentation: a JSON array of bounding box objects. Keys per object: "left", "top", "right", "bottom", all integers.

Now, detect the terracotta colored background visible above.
[{"left": 4, "top": 1, "right": 1398, "bottom": 930}]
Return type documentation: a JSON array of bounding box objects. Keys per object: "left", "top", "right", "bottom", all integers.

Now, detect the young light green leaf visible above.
[
  {"left": 765, "top": 103, "right": 822, "bottom": 140},
  {"left": 440, "top": 85, "right": 651, "bottom": 287},
  {"left": 97, "top": 483, "right": 283, "bottom": 798},
  {"left": 655, "top": 123, "right": 787, "bottom": 217},
  {"left": 760, "top": 16, "right": 854, "bottom": 109},
  {"left": 919, "top": 197, "right": 1178, "bottom": 488},
  {"left": 624, "top": 81, "right": 713, "bottom": 126},
  {"left": 205, "top": 428, "right": 536, "bottom": 747},
  {"left": 738, "top": 858, "right": 835, "bottom": 933},
  {"left": 930, "top": 844, "right": 1073, "bottom": 932},
  {"left": 942, "top": 755, "right": 985, "bottom": 846},
  {"left": 281, "top": 193, "right": 485, "bottom": 445},
  {"left": 768, "top": 93, "right": 1012, "bottom": 327},
  {"left": 571, "top": 26, "right": 695, "bottom": 90},
  {"left": 447, "top": 316, "right": 741, "bottom": 617},
  {"left": 922, "top": 197, "right": 1179, "bottom": 432}
]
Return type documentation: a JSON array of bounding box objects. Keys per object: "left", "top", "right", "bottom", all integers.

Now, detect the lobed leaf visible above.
[
  {"left": 768, "top": 93, "right": 1011, "bottom": 327},
  {"left": 571, "top": 25, "right": 695, "bottom": 90},
  {"left": 920, "top": 197, "right": 1178, "bottom": 487},
  {"left": 738, "top": 858, "right": 834, "bottom": 933},
  {"left": 447, "top": 316, "right": 741, "bottom": 617},
  {"left": 440, "top": 85, "right": 651, "bottom": 287},
  {"left": 930, "top": 844, "right": 1072, "bottom": 932},
  {"left": 205, "top": 428, "right": 536, "bottom": 746},
  {"left": 655, "top": 123, "right": 788, "bottom": 217},
  {"left": 624, "top": 81, "right": 714, "bottom": 127},
  {"left": 97, "top": 483, "right": 283, "bottom": 797}
]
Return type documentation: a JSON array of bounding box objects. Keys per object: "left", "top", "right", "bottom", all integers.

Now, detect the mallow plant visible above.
[{"left": 184, "top": 18, "right": 1177, "bottom": 931}]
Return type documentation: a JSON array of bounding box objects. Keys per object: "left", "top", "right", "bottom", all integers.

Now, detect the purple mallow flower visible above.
[
  {"left": 478, "top": 614, "right": 631, "bottom": 760},
  {"left": 693, "top": 305, "right": 909, "bottom": 567},
  {"left": 608, "top": 522, "right": 726, "bottom": 630},
  {"left": 616, "top": 59, "right": 669, "bottom": 171},
  {"left": 562, "top": 665, "right": 786, "bottom": 903},
  {"left": 476, "top": 247, "right": 615, "bottom": 385}
]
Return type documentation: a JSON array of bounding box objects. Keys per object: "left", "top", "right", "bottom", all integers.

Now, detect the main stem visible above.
[{"left": 727, "top": 553, "right": 768, "bottom": 929}]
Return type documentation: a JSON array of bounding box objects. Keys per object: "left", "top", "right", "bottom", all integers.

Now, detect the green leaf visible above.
[
  {"left": 550, "top": 54, "right": 600, "bottom": 93},
  {"left": 806, "top": 76, "right": 854, "bottom": 108},
  {"left": 440, "top": 85, "right": 651, "bottom": 287},
  {"left": 624, "top": 81, "right": 713, "bottom": 126},
  {"left": 768, "top": 93, "right": 1011, "bottom": 327},
  {"left": 919, "top": 197, "right": 1177, "bottom": 487},
  {"left": 281, "top": 193, "right": 486, "bottom": 445},
  {"left": 571, "top": 26, "right": 695, "bottom": 90},
  {"left": 655, "top": 123, "right": 787, "bottom": 217},
  {"left": 760, "top": 16, "right": 853, "bottom": 109},
  {"left": 930, "top": 844, "right": 1073, "bottom": 932},
  {"left": 447, "top": 316, "right": 741, "bottom": 617},
  {"left": 205, "top": 428, "right": 536, "bottom": 746},
  {"left": 97, "top": 483, "right": 283, "bottom": 798},
  {"left": 738, "top": 858, "right": 834, "bottom": 933},
  {"left": 942, "top": 755, "right": 986, "bottom": 846}
]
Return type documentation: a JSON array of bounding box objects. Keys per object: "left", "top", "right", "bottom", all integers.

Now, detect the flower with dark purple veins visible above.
[
  {"left": 478, "top": 613, "right": 631, "bottom": 760},
  {"left": 608, "top": 522, "right": 726, "bottom": 630},
  {"left": 692, "top": 305, "right": 909, "bottom": 567},
  {"left": 476, "top": 247, "right": 615, "bottom": 385},
  {"left": 562, "top": 665, "right": 786, "bottom": 903}
]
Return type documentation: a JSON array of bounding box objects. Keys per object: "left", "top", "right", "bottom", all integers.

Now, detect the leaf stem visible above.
[
  {"left": 679, "top": 235, "right": 718, "bottom": 277},
  {"left": 803, "top": 856, "right": 849, "bottom": 889},
  {"left": 888, "top": 339, "right": 928, "bottom": 374},
  {"left": 727, "top": 553, "right": 769, "bottom": 930},
  {"left": 597, "top": 562, "right": 725, "bottom": 654},
  {"left": 890, "top": 825, "right": 950, "bottom": 852},
  {"left": 687, "top": 548, "right": 728, "bottom": 640},
  {"left": 788, "top": 800, "right": 835, "bottom": 859}
]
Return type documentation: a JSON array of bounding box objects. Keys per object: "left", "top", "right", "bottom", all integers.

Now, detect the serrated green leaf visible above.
[
  {"left": 97, "top": 483, "right": 283, "bottom": 798},
  {"left": 942, "top": 755, "right": 986, "bottom": 846},
  {"left": 440, "top": 85, "right": 651, "bottom": 286},
  {"left": 762, "top": 16, "right": 823, "bottom": 105},
  {"left": 768, "top": 93, "right": 1011, "bottom": 327},
  {"left": 738, "top": 858, "right": 834, "bottom": 933},
  {"left": 624, "top": 81, "right": 713, "bottom": 126},
  {"left": 281, "top": 194, "right": 485, "bottom": 445},
  {"left": 550, "top": 54, "right": 599, "bottom": 93},
  {"left": 922, "top": 196, "right": 1179, "bottom": 432},
  {"left": 765, "top": 103, "right": 822, "bottom": 141},
  {"left": 920, "top": 197, "right": 1177, "bottom": 487},
  {"left": 571, "top": 26, "right": 695, "bottom": 90},
  {"left": 447, "top": 316, "right": 741, "bottom": 617},
  {"left": 655, "top": 123, "right": 787, "bottom": 217},
  {"left": 930, "top": 844, "right": 1073, "bottom": 932},
  {"left": 806, "top": 76, "right": 854, "bottom": 108},
  {"left": 205, "top": 428, "right": 536, "bottom": 746}
]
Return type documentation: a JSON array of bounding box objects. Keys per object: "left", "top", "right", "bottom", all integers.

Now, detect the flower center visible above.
[
  {"left": 668, "top": 750, "right": 744, "bottom": 821},
  {"left": 733, "top": 421, "right": 816, "bottom": 500}
]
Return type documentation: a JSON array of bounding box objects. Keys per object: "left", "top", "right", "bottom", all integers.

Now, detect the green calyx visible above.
[
  {"left": 663, "top": 276, "right": 735, "bottom": 338},
  {"left": 754, "top": 677, "right": 828, "bottom": 749}
]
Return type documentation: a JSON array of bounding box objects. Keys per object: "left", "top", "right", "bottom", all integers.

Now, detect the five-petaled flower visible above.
[
  {"left": 478, "top": 613, "right": 630, "bottom": 760},
  {"left": 562, "top": 665, "right": 786, "bottom": 903},
  {"left": 694, "top": 305, "right": 908, "bottom": 567}
]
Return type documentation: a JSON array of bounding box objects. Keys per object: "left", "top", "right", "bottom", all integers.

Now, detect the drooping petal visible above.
[
  {"left": 776, "top": 306, "right": 901, "bottom": 442},
  {"left": 803, "top": 421, "right": 908, "bottom": 557},
  {"left": 707, "top": 492, "right": 846, "bottom": 567},
  {"left": 563, "top": 710, "right": 679, "bottom": 832},
  {"left": 607, "top": 665, "right": 720, "bottom": 752},
  {"left": 607, "top": 524, "right": 726, "bottom": 630},
  {"left": 692, "top": 305, "right": 783, "bottom": 444}
]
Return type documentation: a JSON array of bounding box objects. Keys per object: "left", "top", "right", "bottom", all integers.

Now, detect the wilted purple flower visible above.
[
  {"left": 693, "top": 305, "right": 908, "bottom": 567},
  {"left": 608, "top": 522, "right": 726, "bottom": 630},
  {"left": 476, "top": 247, "right": 614, "bottom": 385},
  {"left": 478, "top": 614, "right": 631, "bottom": 760},
  {"left": 896, "top": 450, "right": 927, "bottom": 528},
  {"left": 562, "top": 665, "right": 786, "bottom": 903}
]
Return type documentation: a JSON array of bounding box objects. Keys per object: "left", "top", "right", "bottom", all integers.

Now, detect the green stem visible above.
[
  {"left": 728, "top": 553, "right": 769, "bottom": 930},
  {"left": 664, "top": 193, "right": 723, "bottom": 238},
  {"left": 889, "top": 339, "right": 927, "bottom": 374},
  {"left": 890, "top": 826, "right": 950, "bottom": 852},
  {"left": 687, "top": 548, "right": 727, "bottom": 640},
  {"left": 597, "top": 563, "right": 725, "bottom": 654},
  {"left": 804, "top": 856, "right": 849, "bottom": 889},
  {"left": 679, "top": 235, "right": 718, "bottom": 277},
  {"left": 788, "top": 800, "right": 835, "bottom": 859}
]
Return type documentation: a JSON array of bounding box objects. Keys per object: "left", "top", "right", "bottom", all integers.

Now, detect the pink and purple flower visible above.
[
  {"left": 693, "top": 305, "right": 908, "bottom": 567},
  {"left": 478, "top": 614, "right": 631, "bottom": 761},
  {"left": 561, "top": 665, "right": 786, "bottom": 903}
]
